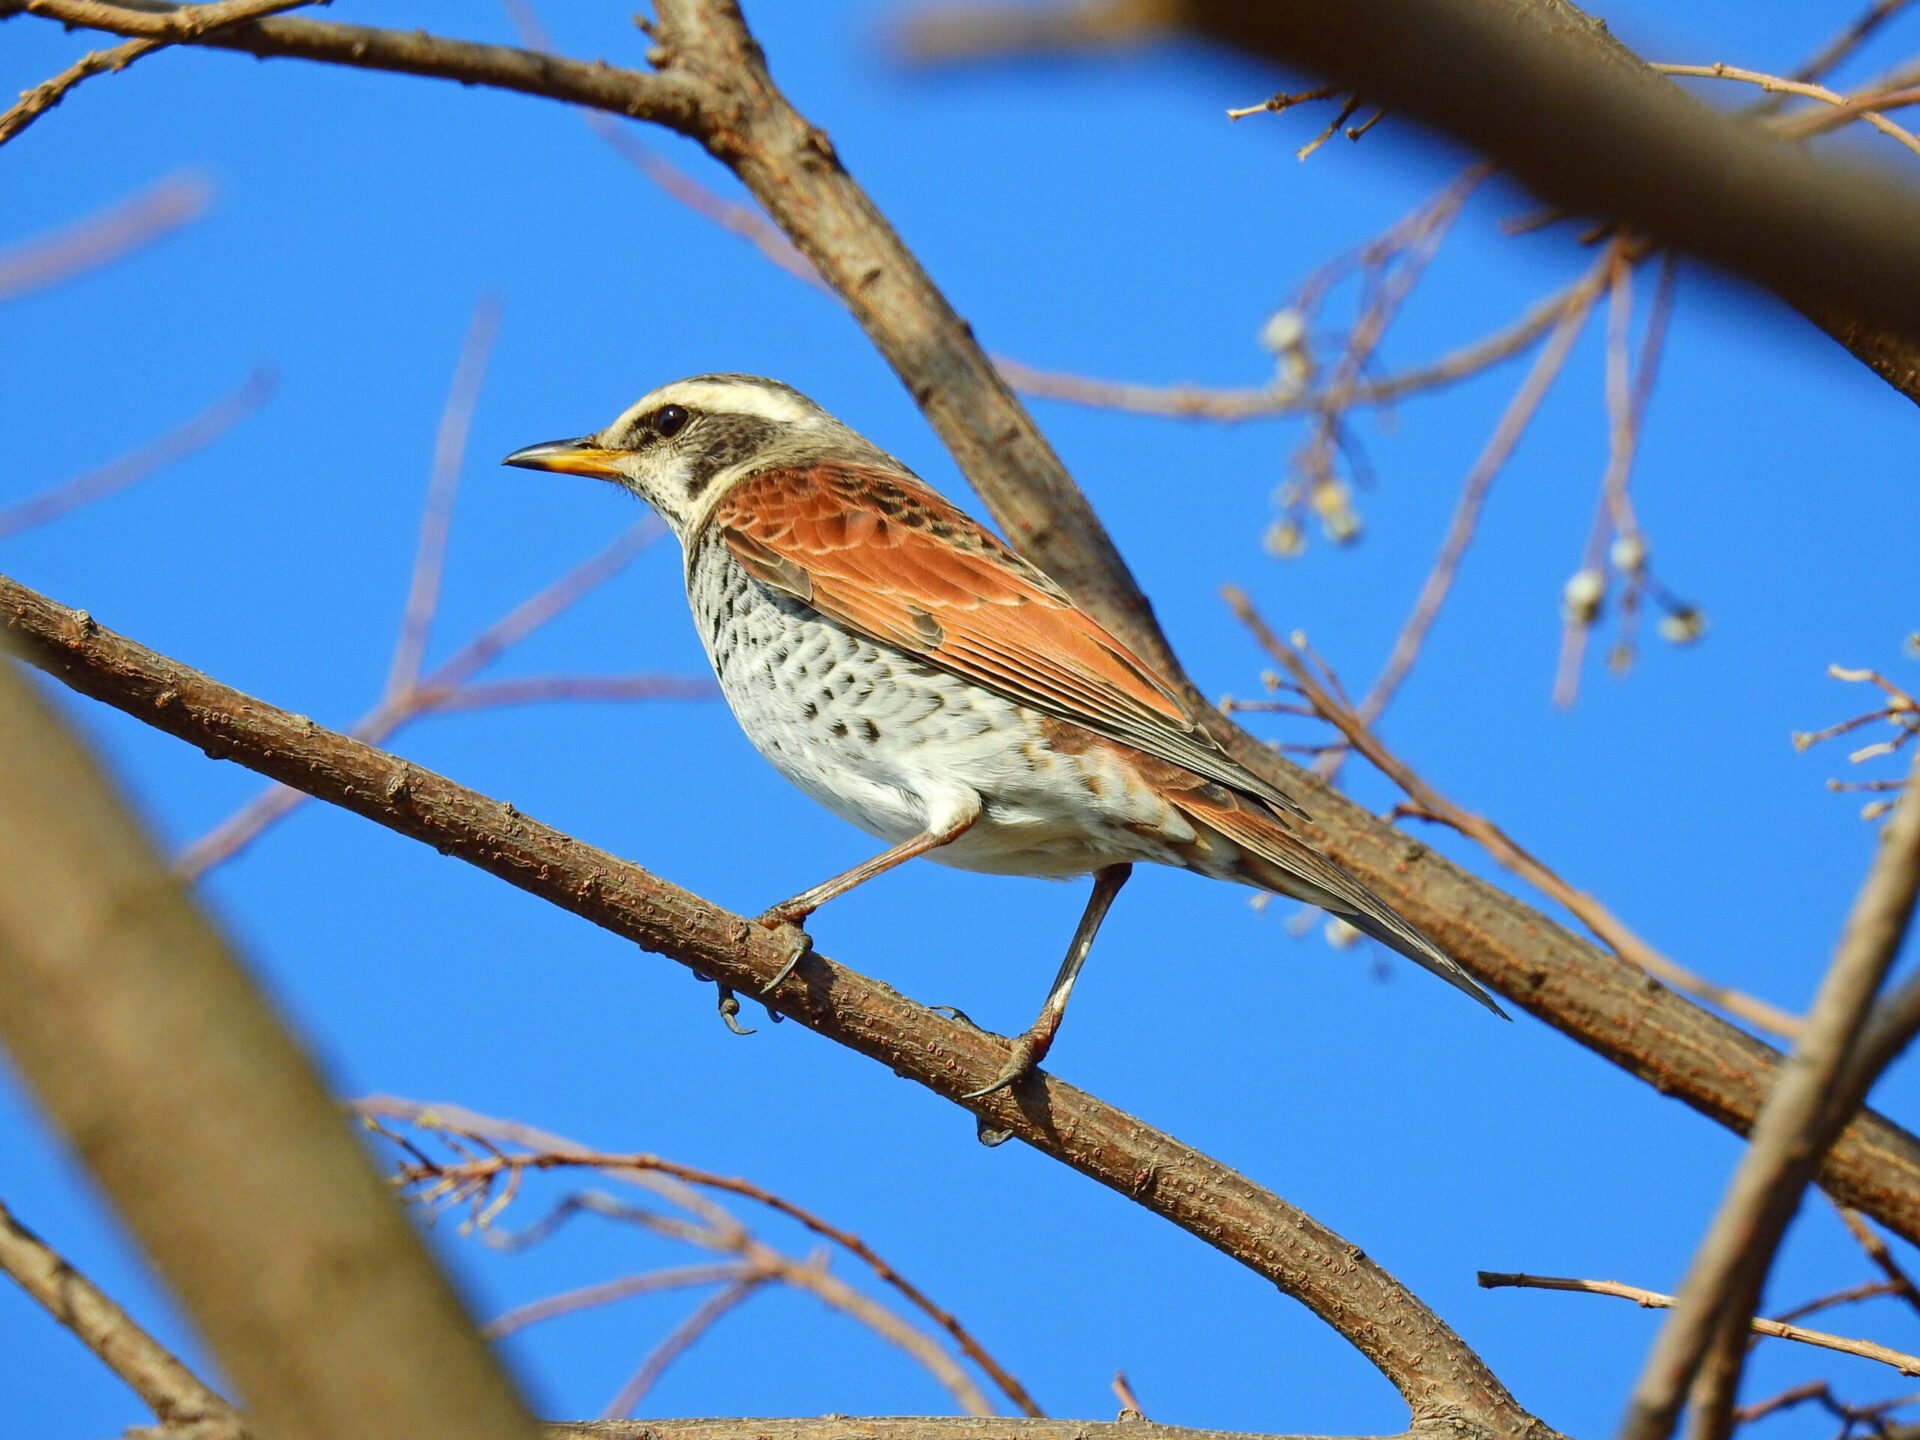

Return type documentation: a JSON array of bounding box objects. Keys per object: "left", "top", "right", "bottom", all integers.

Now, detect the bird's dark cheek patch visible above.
[{"left": 684, "top": 415, "right": 783, "bottom": 499}]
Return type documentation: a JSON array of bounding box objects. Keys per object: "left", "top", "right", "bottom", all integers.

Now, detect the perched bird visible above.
[{"left": 505, "top": 374, "right": 1503, "bottom": 1095}]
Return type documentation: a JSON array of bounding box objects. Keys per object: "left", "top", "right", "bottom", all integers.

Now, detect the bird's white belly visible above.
[{"left": 688, "top": 542, "right": 1191, "bottom": 878}]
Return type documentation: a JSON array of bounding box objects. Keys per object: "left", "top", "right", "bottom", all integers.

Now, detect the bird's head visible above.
[{"left": 503, "top": 374, "right": 892, "bottom": 539}]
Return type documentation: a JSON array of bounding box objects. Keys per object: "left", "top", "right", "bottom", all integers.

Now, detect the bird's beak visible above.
[{"left": 501, "top": 436, "right": 624, "bottom": 477}]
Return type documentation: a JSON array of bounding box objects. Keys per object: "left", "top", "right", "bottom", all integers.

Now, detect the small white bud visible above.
[
  {"left": 1562, "top": 568, "right": 1605, "bottom": 625},
  {"left": 1659, "top": 607, "right": 1706, "bottom": 645},
  {"left": 1608, "top": 534, "right": 1647, "bottom": 573},
  {"left": 1259, "top": 308, "right": 1306, "bottom": 355},
  {"left": 1264, "top": 518, "right": 1307, "bottom": 559}
]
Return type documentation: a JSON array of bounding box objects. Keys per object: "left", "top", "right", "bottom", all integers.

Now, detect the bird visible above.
[{"left": 504, "top": 374, "right": 1504, "bottom": 1097}]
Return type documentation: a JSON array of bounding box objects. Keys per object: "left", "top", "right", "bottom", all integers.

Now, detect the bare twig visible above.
[
  {"left": 1479, "top": 1272, "right": 1920, "bottom": 1376},
  {"left": 1623, "top": 741, "right": 1920, "bottom": 1440},
  {"left": 1791, "top": 0, "right": 1920, "bottom": 87},
  {"left": 992, "top": 277, "right": 1588, "bottom": 422},
  {"left": 0, "top": 1195, "right": 245, "bottom": 1435},
  {"left": 1225, "top": 86, "right": 1337, "bottom": 121},
  {"left": 1112, "top": 1372, "right": 1148, "bottom": 1422},
  {"left": 1552, "top": 248, "right": 1678, "bottom": 706},
  {"left": 498, "top": 0, "right": 824, "bottom": 291},
  {"left": 1326, "top": 246, "right": 1611, "bottom": 763},
  {"left": 0, "top": 367, "right": 276, "bottom": 541},
  {"left": 1768, "top": 1278, "right": 1902, "bottom": 1326},
  {"left": 1651, "top": 62, "right": 1920, "bottom": 159},
  {"left": 0, "top": 0, "right": 319, "bottom": 148},
  {"left": 1225, "top": 591, "right": 1803, "bottom": 1041},
  {"left": 0, "top": 171, "right": 211, "bottom": 303},
  {"left": 483, "top": 1264, "right": 747, "bottom": 1341},
  {"left": 358, "top": 1096, "right": 1041, "bottom": 1418},
  {"left": 1836, "top": 1204, "right": 1920, "bottom": 1323},
  {"left": 601, "top": 1277, "right": 771, "bottom": 1420},
  {"left": 387, "top": 294, "right": 503, "bottom": 699}
]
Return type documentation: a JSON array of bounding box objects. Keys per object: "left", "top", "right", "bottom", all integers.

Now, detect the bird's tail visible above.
[{"left": 1176, "top": 792, "right": 1509, "bottom": 1020}]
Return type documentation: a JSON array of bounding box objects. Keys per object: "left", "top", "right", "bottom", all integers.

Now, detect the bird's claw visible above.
[
  {"left": 755, "top": 912, "right": 813, "bottom": 996},
  {"left": 716, "top": 983, "right": 756, "bottom": 1036},
  {"left": 960, "top": 1034, "right": 1043, "bottom": 1101},
  {"left": 930, "top": 1004, "right": 986, "bottom": 1031},
  {"left": 974, "top": 1117, "right": 1014, "bottom": 1147}
]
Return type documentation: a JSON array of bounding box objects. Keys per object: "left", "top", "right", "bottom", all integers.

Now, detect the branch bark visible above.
[
  {"left": 1163, "top": 0, "right": 1920, "bottom": 408},
  {"left": 1622, "top": 742, "right": 1920, "bottom": 1440},
  {"left": 0, "top": 651, "right": 539, "bottom": 1440},
  {"left": 0, "top": 576, "right": 1549, "bottom": 1438},
  {"left": 0, "top": 1195, "right": 245, "bottom": 1436}
]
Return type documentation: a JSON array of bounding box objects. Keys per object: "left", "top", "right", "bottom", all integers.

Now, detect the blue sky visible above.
[{"left": 3, "top": 3, "right": 1919, "bottom": 1436}]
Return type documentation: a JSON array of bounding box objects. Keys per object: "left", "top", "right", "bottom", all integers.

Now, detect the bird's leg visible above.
[
  {"left": 755, "top": 802, "right": 981, "bottom": 994},
  {"left": 962, "top": 863, "right": 1132, "bottom": 1101}
]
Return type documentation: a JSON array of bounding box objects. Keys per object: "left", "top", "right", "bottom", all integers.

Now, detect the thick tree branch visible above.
[
  {"left": 1163, "top": 0, "right": 1920, "bottom": 407},
  {"left": 0, "top": 650, "right": 540, "bottom": 1440},
  {"left": 0, "top": 573, "right": 1549, "bottom": 1440}
]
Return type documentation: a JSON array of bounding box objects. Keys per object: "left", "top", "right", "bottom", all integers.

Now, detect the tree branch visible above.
[
  {"left": 0, "top": 647, "right": 539, "bottom": 1440},
  {"left": 1162, "top": 0, "right": 1920, "bottom": 408},
  {"left": 0, "top": 1194, "right": 245, "bottom": 1436},
  {"left": 1622, "top": 741, "right": 1920, "bottom": 1440},
  {"left": 0, "top": 573, "right": 1550, "bottom": 1439}
]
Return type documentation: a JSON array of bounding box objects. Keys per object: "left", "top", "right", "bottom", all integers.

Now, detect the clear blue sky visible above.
[{"left": 4, "top": 3, "right": 1919, "bottom": 1436}]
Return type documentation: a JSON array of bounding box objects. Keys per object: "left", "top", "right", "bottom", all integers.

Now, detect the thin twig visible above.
[
  {"left": 0, "top": 367, "right": 276, "bottom": 541},
  {"left": 1225, "top": 591, "right": 1803, "bottom": 1040},
  {"left": 387, "top": 293, "right": 504, "bottom": 700},
  {"left": 1836, "top": 1203, "right": 1920, "bottom": 1323},
  {"left": 498, "top": 0, "right": 825, "bottom": 290},
  {"left": 357, "top": 1096, "right": 1040, "bottom": 1417},
  {"left": 176, "top": 501, "right": 685, "bottom": 876},
  {"left": 0, "top": 1195, "right": 245, "bottom": 1434},
  {"left": 1791, "top": 0, "right": 1920, "bottom": 86},
  {"left": 0, "top": 171, "right": 211, "bottom": 303},
  {"left": 1623, "top": 741, "right": 1920, "bottom": 1440},
  {"left": 599, "top": 1276, "right": 770, "bottom": 1420},
  {"left": 483, "top": 1263, "right": 748, "bottom": 1340},
  {"left": 1768, "top": 1277, "right": 1902, "bottom": 1326},
  {"left": 1651, "top": 62, "right": 1920, "bottom": 159},
  {"left": 1317, "top": 246, "right": 1612, "bottom": 775},
  {"left": 1479, "top": 1272, "right": 1920, "bottom": 1376},
  {"left": 992, "top": 274, "right": 1589, "bottom": 422},
  {"left": 0, "top": 0, "right": 320, "bottom": 149}
]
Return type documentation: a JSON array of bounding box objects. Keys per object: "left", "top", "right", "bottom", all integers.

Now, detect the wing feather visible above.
[{"left": 706, "top": 463, "right": 1307, "bottom": 818}]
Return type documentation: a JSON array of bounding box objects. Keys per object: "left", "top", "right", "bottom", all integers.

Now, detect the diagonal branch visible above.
[
  {"left": 1621, "top": 741, "right": 1920, "bottom": 1440},
  {"left": 0, "top": 171, "right": 211, "bottom": 303},
  {"left": 1223, "top": 590, "right": 1802, "bottom": 1042},
  {"left": 0, "top": 572, "right": 1552, "bottom": 1438},
  {"left": 0, "top": 1194, "right": 246, "bottom": 1436},
  {"left": 0, "top": 367, "right": 277, "bottom": 542}
]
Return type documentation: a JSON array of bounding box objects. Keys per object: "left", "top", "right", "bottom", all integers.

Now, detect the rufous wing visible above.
[{"left": 706, "top": 462, "right": 1306, "bottom": 818}]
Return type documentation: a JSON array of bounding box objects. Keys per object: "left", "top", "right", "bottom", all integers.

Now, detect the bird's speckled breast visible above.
[{"left": 683, "top": 534, "right": 1192, "bottom": 878}]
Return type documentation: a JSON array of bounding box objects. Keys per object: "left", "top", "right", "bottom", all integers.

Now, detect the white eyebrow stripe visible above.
[{"left": 607, "top": 379, "right": 819, "bottom": 436}]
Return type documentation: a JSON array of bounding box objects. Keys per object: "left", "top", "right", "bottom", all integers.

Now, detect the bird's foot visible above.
[
  {"left": 753, "top": 906, "right": 813, "bottom": 996},
  {"left": 961, "top": 1032, "right": 1046, "bottom": 1101},
  {"left": 715, "top": 982, "right": 755, "bottom": 1036}
]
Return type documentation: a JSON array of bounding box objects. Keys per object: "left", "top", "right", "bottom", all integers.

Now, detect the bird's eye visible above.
[{"left": 651, "top": 404, "right": 690, "bottom": 439}]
